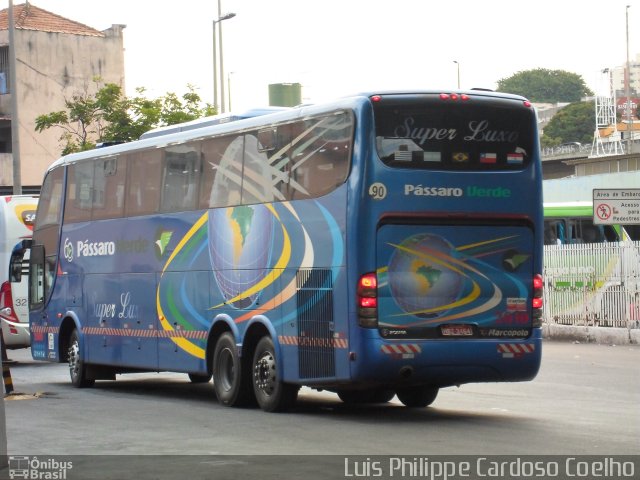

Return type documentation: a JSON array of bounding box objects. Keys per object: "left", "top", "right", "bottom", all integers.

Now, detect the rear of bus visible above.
[
  {"left": 349, "top": 91, "right": 543, "bottom": 393},
  {"left": 0, "top": 195, "right": 38, "bottom": 349}
]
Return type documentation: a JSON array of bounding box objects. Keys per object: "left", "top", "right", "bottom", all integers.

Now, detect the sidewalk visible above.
[{"left": 543, "top": 323, "right": 640, "bottom": 345}]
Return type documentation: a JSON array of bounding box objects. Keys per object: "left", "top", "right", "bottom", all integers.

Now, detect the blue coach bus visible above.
[{"left": 26, "top": 90, "right": 543, "bottom": 412}]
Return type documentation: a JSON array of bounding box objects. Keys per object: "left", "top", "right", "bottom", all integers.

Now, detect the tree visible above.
[
  {"left": 541, "top": 101, "right": 595, "bottom": 148},
  {"left": 35, "top": 78, "right": 215, "bottom": 155},
  {"left": 497, "top": 68, "right": 594, "bottom": 103}
]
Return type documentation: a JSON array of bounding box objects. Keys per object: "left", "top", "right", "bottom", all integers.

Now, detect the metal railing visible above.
[{"left": 543, "top": 241, "right": 640, "bottom": 328}]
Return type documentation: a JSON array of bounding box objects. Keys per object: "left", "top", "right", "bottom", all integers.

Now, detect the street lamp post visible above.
[
  {"left": 624, "top": 5, "right": 632, "bottom": 152},
  {"left": 453, "top": 60, "right": 460, "bottom": 89},
  {"left": 213, "top": 12, "right": 236, "bottom": 113}
]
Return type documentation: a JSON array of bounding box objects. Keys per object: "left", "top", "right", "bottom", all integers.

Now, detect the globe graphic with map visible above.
[
  {"left": 209, "top": 205, "right": 274, "bottom": 309},
  {"left": 387, "top": 234, "right": 464, "bottom": 317}
]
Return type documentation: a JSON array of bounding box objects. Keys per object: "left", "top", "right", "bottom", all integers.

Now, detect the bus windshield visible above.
[{"left": 374, "top": 94, "right": 534, "bottom": 171}]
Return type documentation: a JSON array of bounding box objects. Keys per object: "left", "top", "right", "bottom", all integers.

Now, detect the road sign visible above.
[{"left": 593, "top": 189, "right": 640, "bottom": 225}]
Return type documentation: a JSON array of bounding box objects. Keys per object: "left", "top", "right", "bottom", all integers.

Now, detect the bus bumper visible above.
[
  {"left": 350, "top": 328, "right": 542, "bottom": 388},
  {"left": 0, "top": 318, "right": 31, "bottom": 349}
]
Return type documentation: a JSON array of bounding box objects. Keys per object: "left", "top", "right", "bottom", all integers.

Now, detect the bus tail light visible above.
[
  {"left": 532, "top": 274, "right": 543, "bottom": 327},
  {"left": 439, "top": 93, "right": 470, "bottom": 101},
  {"left": 0, "top": 281, "right": 19, "bottom": 323},
  {"left": 358, "top": 273, "right": 378, "bottom": 328}
]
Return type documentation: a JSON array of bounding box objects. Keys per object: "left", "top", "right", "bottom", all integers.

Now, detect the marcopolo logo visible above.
[
  {"left": 404, "top": 184, "right": 511, "bottom": 198},
  {"left": 63, "top": 238, "right": 74, "bottom": 262}
]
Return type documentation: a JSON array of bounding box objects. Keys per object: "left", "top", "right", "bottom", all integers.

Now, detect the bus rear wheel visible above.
[
  {"left": 252, "top": 336, "right": 298, "bottom": 412},
  {"left": 212, "top": 332, "right": 252, "bottom": 407},
  {"left": 396, "top": 386, "right": 438, "bottom": 408},
  {"left": 68, "top": 329, "right": 95, "bottom": 388}
]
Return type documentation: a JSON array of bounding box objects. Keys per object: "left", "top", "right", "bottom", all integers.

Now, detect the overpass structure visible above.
[{"left": 541, "top": 142, "right": 640, "bottom": 180}]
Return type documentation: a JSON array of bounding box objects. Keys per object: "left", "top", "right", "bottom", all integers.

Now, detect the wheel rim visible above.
[
  {"left": 217, "top": 347, "right": 235, "bottom": 392},
  {"left": 254, "top": 350, "right": 276, "bottom": 396},
  {"left": 69, "top": 340, "right": 80, "bottom": 381}
]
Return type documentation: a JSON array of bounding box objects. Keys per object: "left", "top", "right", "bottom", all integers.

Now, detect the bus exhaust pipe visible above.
[{"left": 399, "top": 366, "right": 413, "bottom": 380}]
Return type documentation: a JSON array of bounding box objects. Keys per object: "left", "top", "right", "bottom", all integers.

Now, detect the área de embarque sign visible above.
[{"left": 593, "top": 189, "right": 640, "bottom": 225}]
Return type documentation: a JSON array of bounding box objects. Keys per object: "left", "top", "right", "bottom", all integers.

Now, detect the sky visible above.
[{"left": 14, "top": 0, "right": 640, "bottom": 110}]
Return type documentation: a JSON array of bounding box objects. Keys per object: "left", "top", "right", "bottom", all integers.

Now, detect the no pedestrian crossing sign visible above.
[{"left": 593, "top": 189, "right": 640, "bottom": 225}]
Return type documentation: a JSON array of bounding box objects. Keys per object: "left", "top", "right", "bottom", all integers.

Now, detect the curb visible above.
[{"left": 543, "top": 323, "right": 639, "bottom": 345}]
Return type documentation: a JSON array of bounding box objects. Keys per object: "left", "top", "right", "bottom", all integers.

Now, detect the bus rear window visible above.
[{"left": 374, "top": 95, "right": 535, "bottom": 171}]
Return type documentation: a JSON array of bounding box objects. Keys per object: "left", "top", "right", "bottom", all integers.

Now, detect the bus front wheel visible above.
[
  {"left": 68, "top": 329, "right": 95, "bottom": 388},
  {"left": 396, "top": 386, "right": 438, "bottom": 408},
  {"left": 252, "top": 336, "right": 298, "bottom": 412},
  {"left": 212, "top": 332, "right": 252, "bottom": 407}
]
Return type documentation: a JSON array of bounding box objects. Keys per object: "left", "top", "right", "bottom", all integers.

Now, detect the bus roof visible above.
[
  {"left": 45, "top": 89, "right": 533, "bottom": 173},
  {"left": 138, "top": 107, "right": 291, "bottom": 140},
  {"left": 543, "top": 201, "right": 593, "bottom": 217}
]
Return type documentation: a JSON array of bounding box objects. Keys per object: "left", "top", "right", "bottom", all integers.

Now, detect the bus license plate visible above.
[{"left": 441, "top": 325, "right": 473, "bottom": 337}]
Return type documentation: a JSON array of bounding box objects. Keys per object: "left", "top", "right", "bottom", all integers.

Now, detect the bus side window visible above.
[
  {"left": 36, "top": 167, "right": 64, "bottom": 228},
  {"left": 544, "top": 220, "right": 566, "bottom": 245},
  {"left": 199, "top": 135, "right": 243, "bottom": 208},
  {"left": 289, "top": 112, "right": 353, "bottom": 199},
  {"left": 126, "top": 150, "right": 161, "bottom": 217},
  {"left": 92, "top": 156, "right": 126, "bottom": 220},
  {"left": 581, "top": 225, "right": 602, "bottom": 243},
  {"left": 604, "top": 226, "right": 620, "bottom": 242},
  {"left": 65, "top": 162, "right": 93, "bottom": 223},
  {"left": 556, "top": 221, "right": 566, "bottom": 244},
  {"left": 242, "top": 133, "right": 277, "bottom": 204},
  {"left": 544, "top": 221, "right": 559, "bottom": 245},
  {"left": 161, "top": 142, "right": 201, "bottom": 213},
  {"left": 575, "top": 219, "right": 604, "bottom": 244}
]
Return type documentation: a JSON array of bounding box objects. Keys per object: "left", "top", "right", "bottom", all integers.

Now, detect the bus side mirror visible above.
[{"left": 9, "top": 239, "right": 32, "bottom": 282}]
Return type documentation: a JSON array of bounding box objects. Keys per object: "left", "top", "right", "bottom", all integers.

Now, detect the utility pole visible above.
[
  {"left": 625, "top": 5, "right": 632, "bottom": 153},
  {"left": 8, "top": 0, "right": 22, "bottom": 194}
]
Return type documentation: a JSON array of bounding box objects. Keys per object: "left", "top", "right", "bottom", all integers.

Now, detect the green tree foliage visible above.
[
  {"left": 541, "top": 101, "right": 595, "bottom": 147},
  {"left": 497, "top": 68, "right": 594, "bottom": 103},
  {"left": 35, "top": 78, "right": 215, "bottom": 155}
]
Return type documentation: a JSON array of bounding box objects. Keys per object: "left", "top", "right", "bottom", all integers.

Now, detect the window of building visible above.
[{"left": 0, "top": 46, "right": 10, "bottom": 94}]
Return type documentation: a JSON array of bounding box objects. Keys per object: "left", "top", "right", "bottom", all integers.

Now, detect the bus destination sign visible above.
[{"left": 593, "top": 189, "right": 640, "bottom": 225}]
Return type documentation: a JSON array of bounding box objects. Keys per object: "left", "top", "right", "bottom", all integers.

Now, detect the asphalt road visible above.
[{"left": 1, "top": 341, "right": 638, "bottom": 479}]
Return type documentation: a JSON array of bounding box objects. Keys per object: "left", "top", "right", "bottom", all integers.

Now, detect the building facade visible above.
[
  {"left": 611, "top": 53, "right": 640, "bottom": 97},
  {"left": 0, "top": 2, "right": 125, "bottom": 193}
]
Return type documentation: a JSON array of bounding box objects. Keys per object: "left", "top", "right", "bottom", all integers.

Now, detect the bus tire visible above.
[
  {"left": 337, "top": 389, "right": 395, "bottom": 404},
  {"left": 68, "top": 329, "right": 95, "bottom": 388},
  {"left": 252, "top": 336, "right": 298, "bottom": 412},
  {"left": 396, "top": 386, "right": 438, "bottom": 408},
  {"left": 212, "top": 332, "right": 252, "bottom": 407}
]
